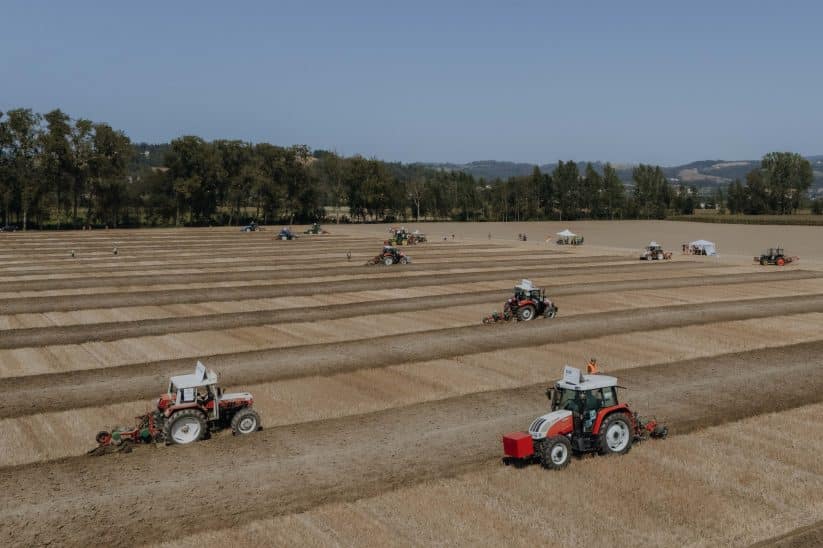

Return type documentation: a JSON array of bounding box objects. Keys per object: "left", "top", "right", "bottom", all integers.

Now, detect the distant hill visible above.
[{"left": 422, "top": 157, "right": 823, "bottom": 189}]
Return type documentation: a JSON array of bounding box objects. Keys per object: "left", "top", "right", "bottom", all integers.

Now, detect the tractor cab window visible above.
[
  {"left": 583, "top": 390, "right": 603, "bottom": 413},
  {"left": 600, "top": 387, "right": 617, "bottom": 407},
  {"left": 181, "top": 387, "right": 196, "bottom": 403},
  {"left": 554, "top": 387, "right": 613, "bottom": 414},
  {"left": 553, "top": 388, "right": 581, "bottom": 412}
]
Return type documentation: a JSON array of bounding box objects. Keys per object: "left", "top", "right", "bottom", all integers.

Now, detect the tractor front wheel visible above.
[
  {"left": 544, "top": 306, "right": 557, "bottom": 319},
  {"left": 599, "top": 413, "right": 633, "bottom": 455},
  {"left": 164, "top": 409, "right": 207, "bottom": 445},
  {"left": 399, "top": 256, "right": 409, "bottom": 265},
  {"left": 231, "top": 408, "right": 261, "bottom": 436},
  {"left": 539, "top": 436, "right": 572, "bottom": 469},
  {"left": 517, "top": 305, "right": 536, "bottom": 321}
]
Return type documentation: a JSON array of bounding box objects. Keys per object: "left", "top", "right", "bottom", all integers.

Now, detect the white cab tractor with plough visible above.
[
  {"left": 502, "top": 366, "right": 667, "bottom": 469},
  {"left": 90, "top": 362, "right": 261, "bottom": 455},
  {"left": 482, "top": 279, "right": 558, "bottom": 324}
]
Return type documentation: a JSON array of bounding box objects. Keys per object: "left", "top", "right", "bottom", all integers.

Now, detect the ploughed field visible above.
[{"left": 1, "top": 225, "right": 822, "bottom": 547}]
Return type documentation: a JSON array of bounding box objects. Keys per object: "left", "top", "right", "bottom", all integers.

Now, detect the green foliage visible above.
[
  {"left": 724, "top": 152, "right": 813, "bottom": 215},
  {"left": 632, "top": 164, "right": 670, "bottom": 219}
]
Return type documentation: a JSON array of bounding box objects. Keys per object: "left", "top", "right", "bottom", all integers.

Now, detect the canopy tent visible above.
[
  {"left": 557, "top": 229, "right": 576, "bottom": 237},
  {"left": 690, "top": 239, "right": 717, "bottom": 256}
]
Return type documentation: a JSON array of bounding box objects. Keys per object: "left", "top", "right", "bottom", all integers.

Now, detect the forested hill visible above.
[
  {"left": 129, "top": 141, "right": 823, "bottom": 188},
  {"left": 421, "top": 158, "right": 823, "bottom": 187}
]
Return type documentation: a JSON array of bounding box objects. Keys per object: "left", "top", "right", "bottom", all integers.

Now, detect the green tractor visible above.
[{"left": 304, "top": 222, "right": 330, "bottom": 235}]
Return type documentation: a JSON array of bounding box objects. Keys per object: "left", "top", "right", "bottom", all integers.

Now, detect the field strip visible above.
[
  {"left": 0, "top": 271, "right": 818, "bottom": 349},
  {"left": 0, "top": 251, "right": 578, "bottom": 283},
  {"left": 0, "top": 245, "right": 563, "bottom": 273},
  {"left": 0, "top": 241, "right": 518, "bottom": 265},
  {"left": 0, "top": 266, "right": 726, "bottom": 329},
  {"left": 0, "top": 261, "right": 700, "bottom": 312},
  {"left": 159, "top": 402, "right": 823, "bottom": 548},
  {"left": 4, "top": 318, "right": 823, "bottom": 467},
  {"left": 2, "top": 344, "right": 822, "bottom": 547},
  {"left": 0, "top": 255, "right": 628, "bottom": 295},
  {"left": 4, "top": 286, "right": 823, "bottom": 382}
]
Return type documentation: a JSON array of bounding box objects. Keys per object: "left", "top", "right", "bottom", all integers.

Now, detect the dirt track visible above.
[{"left": 2, "top": 343, "right": 822, "bottom": 547}]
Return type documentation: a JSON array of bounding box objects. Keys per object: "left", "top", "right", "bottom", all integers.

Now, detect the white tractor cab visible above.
[{"left": 502, "top": 366, "right": 666, "bottom": 469}]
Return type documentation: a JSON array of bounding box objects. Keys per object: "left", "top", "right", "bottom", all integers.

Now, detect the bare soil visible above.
[
  {"left": 1, "top": 224, "right": 822, "bottom": 546},
  {"left": 1, "top": 343, "right": 822, "bottom": 547}
]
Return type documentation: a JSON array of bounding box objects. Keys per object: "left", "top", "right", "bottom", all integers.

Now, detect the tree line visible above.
[{"left": 1, "top": 108, "right": 817, "bottom": 229}]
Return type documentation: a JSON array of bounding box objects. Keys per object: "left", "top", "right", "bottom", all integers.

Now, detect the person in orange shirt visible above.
[{"left": 587, "top": 357, "right": 599, "bottom": 374}]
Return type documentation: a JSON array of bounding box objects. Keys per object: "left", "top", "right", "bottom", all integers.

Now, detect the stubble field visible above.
[{"left": 1, "top": 220, "right": 822, "bottom": 547}]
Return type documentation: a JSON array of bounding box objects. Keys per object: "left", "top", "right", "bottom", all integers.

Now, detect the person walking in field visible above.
[
  {"left": 587, "top": 357, "right": 599, "bottom": 374},
  {"left": 346, "top": 250, "right": 351, "bottom": 261}
]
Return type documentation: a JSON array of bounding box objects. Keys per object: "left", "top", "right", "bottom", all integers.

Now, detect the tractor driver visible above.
[
  {"left": 582, "top": 390, "right": 603, "bottom": 431},
  {"left": 196, "top": 387, "right": 213, "bottom": 405},
  {"left": 587, "top": 358, "right": 599, "bottom": 374}
]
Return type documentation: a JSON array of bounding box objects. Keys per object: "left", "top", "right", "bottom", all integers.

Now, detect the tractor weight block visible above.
[{"left": 503, "top": 432, "right": 534, "bottom": 459}]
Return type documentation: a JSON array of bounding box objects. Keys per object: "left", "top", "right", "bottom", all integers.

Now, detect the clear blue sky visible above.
[{"left": 3, "top": 0, "right": 822, "bottom": 165}]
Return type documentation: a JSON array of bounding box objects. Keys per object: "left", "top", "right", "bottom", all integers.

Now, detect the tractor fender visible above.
[
  {"left": 163, "top": 402, "right": 202, "bottom": 418},
  {"left": 591, "top": 404, "right": 634, "bottom": 435}
]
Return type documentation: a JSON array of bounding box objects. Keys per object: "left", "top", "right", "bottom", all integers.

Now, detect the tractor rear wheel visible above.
[
  {"left": 383, "top": 256, "right": 394, "bottom": 266},
  {"left": 231, "top": 408, "right": 261, "bottom": 435},
  {"left": 517, "top": 305, "right": 536, "bottom": 321},
  {"left": 777, "top": 258, "right": 785, "bottom": 266},
  {"left": 599, "top": 413, "right": 633, "bottom": 455},
  {"left": 539, "top": 436, "right": 572, "bottom": 469},
  {"left": 164, "top": 409, "right": 207, "bottom": 445}
]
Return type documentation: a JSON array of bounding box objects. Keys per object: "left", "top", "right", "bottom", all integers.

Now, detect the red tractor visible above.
[
  {"left": 505, "top": 279, "right": 558, "bottom": 321},
  {"left": 502, "top": 366, "right": 666, "bottom": 469},
  {"left": 366, "top": 245, "right": 411, "bottom": 266},
  {"left": 483, "top": 280, "right": 558, "bottom": 324},
  {"left": 91, "top": 362, "right": 261, "bottom": 453}
]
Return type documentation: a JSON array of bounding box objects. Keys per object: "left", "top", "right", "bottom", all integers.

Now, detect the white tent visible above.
[
  {"left": 557, "top": 229, "right": 576, "bottom": 237},
  {"left": 690, "top": 239, "right": 717, "bottom": 256}
]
